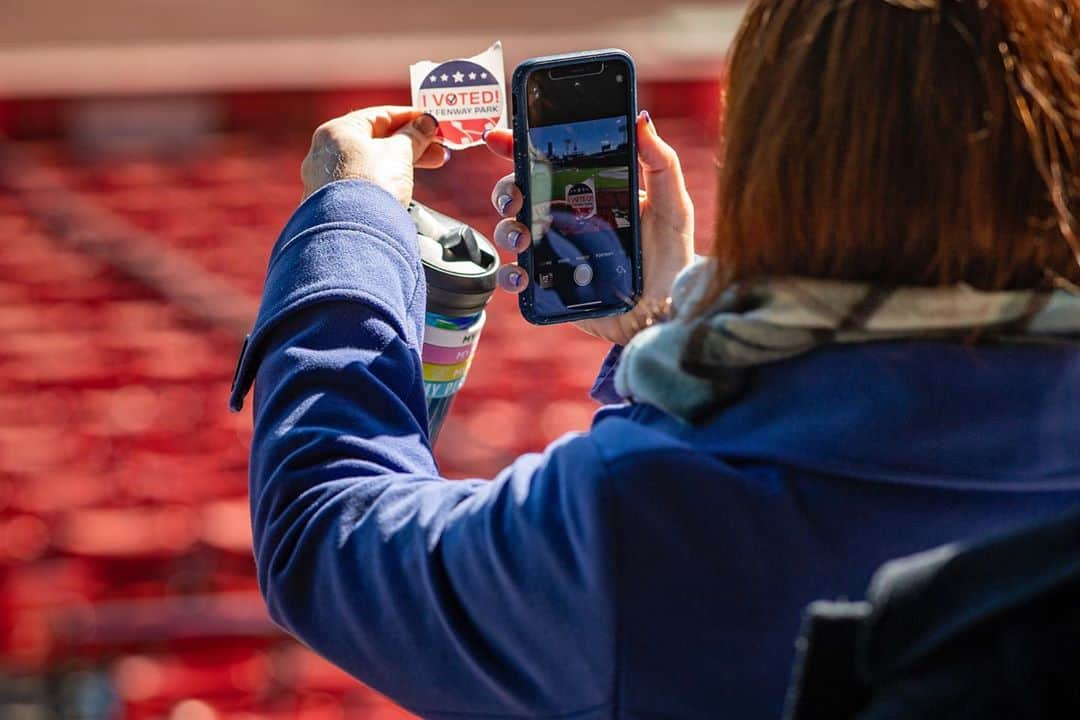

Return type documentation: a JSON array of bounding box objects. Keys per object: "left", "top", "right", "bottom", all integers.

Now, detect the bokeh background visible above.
[{"left": 0, "top": 3, "right": 737, "bottom": 718}]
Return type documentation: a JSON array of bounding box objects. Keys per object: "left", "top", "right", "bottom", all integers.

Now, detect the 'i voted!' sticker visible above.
[
  {"left": 566, "top": 177, "right": 597, "bottom": 220},
  {"left": 410, "top": 42, "right": 507, "bottom": 150}
]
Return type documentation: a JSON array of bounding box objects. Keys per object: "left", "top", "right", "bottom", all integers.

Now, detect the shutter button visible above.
[{"left": 573, "top": 263, "right": 593, "bottom": 287}]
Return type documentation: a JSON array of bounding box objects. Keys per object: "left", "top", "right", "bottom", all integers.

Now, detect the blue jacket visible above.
[{"left": 230, "top": 180, "right": 1080, "bottom": 719}]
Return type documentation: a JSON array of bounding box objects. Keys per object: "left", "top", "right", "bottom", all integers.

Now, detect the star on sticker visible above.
[
  {"left": 440, "top": 73, "right": 449, "bottom": 82},
  {"left": 468, "top": 72, "right": 477, "bottom": 80},
  {"left": 452, "top": 71, "right": 465, "bottom": 83},
  {"left": 480, "top": 72, "right": 488, "bottom": 79},
  {"left": 429, "top": 75, "right": 437, "bottom": 82}
]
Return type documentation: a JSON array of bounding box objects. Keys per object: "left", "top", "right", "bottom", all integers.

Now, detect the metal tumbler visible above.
[{"left": 409, "top": 200, "right": 499, "bottom": 442}]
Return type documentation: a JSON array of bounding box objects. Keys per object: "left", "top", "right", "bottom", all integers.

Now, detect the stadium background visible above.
[{"left": 0, "top": 3, "right": 738, "bottom": 717}]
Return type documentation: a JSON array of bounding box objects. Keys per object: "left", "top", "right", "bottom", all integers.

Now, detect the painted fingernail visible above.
[
  {"left": 640, "top": 110, "right": 652, "bottom": 125},
  {"left": 415, "top": 113, "right": 439, "bottom": 135},
  {"left": 481, "top": 128, "right": 492, "bottom": 142},
  {"left": 506, "top": 229, "right": 521, "bottom": 250},
  {"left": 508, "top": 271, "right": 523, "bottom": 288},
  {"left": 441, "top": 146, "right": 452, "bottom": 164},
  {"left": 497, "top": 194, "right": 512, "bottom": 214}
]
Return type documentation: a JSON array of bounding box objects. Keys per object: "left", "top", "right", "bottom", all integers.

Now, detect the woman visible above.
[{"left": 229, "top": 1, "right": 1080, "bottom": 717}]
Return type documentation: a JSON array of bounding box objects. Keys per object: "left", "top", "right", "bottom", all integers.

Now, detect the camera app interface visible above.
[{"left": 525, "top": 60, "right": 636, "bottom": 319}]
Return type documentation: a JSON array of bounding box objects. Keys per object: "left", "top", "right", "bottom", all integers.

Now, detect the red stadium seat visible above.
[{"left": 0, "top": 95, "right": 716, "bottom": 718}]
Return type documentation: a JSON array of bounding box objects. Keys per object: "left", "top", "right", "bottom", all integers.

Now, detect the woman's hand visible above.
[
  {"left": 300, "top": 106, "right": 450, "bottom": 206},
  {"left": 485, "top": 111, "right": 695, "bottom": 346}
]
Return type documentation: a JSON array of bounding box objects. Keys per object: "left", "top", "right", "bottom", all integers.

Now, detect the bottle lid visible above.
[{"left": 410, "top": 201, "right": 500, "bottom": 317}]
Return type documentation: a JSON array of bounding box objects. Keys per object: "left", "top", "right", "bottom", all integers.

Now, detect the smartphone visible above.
[{"left": 511, "top": 49, "right": 643, "bottom": 325}]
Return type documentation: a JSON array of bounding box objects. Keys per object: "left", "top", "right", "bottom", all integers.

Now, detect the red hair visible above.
[{"left": 704, "top": 0, "right": 1080, "bottom": 305}]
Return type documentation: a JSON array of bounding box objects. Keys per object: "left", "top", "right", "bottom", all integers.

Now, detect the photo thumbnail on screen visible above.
[{"left": 526, "top": 115, "right": 634, "bottom": 313}]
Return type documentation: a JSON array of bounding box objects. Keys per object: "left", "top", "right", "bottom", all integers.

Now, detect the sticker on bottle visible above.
[
  {"left": 423, "top": 356, "right": 474, "bottom": 384},
  {"left": 423, "top": 310, "right": 486, "bottom": 348},
  {"left": 410, "top": 41, "right": 507, "bottom": 150}
]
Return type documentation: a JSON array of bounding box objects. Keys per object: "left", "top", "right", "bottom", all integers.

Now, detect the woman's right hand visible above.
[{"left": 484, "top": 111, "right": 696, "bottom": 346}]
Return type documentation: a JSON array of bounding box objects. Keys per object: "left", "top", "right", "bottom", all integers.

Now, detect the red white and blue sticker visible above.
[
  {"left": 566, "top": 177, "right": 597, "bottom": 220},
  {"left": 410, "top": 41, "right": 506, "bottom": 150}
]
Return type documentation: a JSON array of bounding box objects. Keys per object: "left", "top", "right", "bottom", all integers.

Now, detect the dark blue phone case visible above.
[{"left": 511, "top": 49, "right": 643, "bottom": 326}]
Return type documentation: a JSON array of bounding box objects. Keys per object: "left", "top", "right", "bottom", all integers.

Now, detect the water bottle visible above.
[{"left": 409, "top": 201, "right": 499, "bottom": 442}]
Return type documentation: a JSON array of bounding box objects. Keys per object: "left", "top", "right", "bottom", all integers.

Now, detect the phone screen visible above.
[{"left": 521, "top": 57, "right": 638, "bottom": 322}]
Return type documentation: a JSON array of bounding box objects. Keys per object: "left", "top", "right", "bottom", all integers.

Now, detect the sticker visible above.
[
  {"left": 566, "top": 177, "right": 597, "bottom": 220},
  {"left": 423, "top": 356, "right": 474, "bottom": 383},
  {"left": 425, "top": 311, "right": 482, "bottom": 331},
  {"left": 423, "top": 311, "right": 486, "bottom": 348},
  {"left": 422, "top": 342, "right": 475, "bottom": 366},
  {"left": 410, "top": 41, "right": 507, "bottom": 150},
  {"left": 424, "top": 375, "right": 467, "bottom": 400}
]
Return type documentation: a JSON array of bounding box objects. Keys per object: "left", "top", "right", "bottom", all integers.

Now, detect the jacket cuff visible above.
[{"left": 229, "top": 179, "right": 423, "bottom": 411}]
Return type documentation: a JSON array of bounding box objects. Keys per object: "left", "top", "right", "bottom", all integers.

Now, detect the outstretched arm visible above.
[{"left": 232, "top": 107, "right": 618, "bottom": 717}]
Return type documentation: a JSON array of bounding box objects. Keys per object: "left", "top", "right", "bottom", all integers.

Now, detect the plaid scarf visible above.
[{"left": 614, "top": 259, "right": 1080, "bottom": 422}]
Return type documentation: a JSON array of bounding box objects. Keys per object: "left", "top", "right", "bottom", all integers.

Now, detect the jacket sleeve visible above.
[
  {"left": 237, "top": 180, "right": 617, "bottom": 718},
  {"left": 590, "top": 345, "right": 626, "bottom": 405}
]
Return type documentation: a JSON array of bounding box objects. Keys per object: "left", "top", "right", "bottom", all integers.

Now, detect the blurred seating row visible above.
[{"left": 0, "top": 114, "right": 717, "bottom": 718}]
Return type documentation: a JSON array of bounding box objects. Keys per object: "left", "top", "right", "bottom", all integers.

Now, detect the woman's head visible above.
[{"left": 712, "top": 0, "right": 1080, "bottom": 293}]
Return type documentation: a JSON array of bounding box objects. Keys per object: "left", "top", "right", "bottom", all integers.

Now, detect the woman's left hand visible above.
[
  {"left": 484, "top": 111, "right": 696, "bottom": 346},
  {"left": 300, "top": 106, "right": 450, "bottom": 206}
]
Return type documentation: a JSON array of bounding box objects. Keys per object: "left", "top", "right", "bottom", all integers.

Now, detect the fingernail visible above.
[
  {"left": 497, "top": 194, "right": 512, "bottom": 214},
  {"left": 481, "top": 128, "right": 492, "bottom": 142},
  {"left": 441, "top": 146, "right": 452, "bottom": 164},
  {"left": 508, "top": 271, "right": 523, "bottom": 288},
  {"left": 640, "top": 110, "right": 652, "bottom": 125},
  {"left": 506, "top": 229, "right": 521, "bottom": 250},
  {"left": 415, "top": 113, "right": 439, "bottom": 135}
]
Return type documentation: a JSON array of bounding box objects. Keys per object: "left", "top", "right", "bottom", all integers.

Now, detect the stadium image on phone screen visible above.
[{"left": 522, "top": 58, "right": 638, "bottom": 321}]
